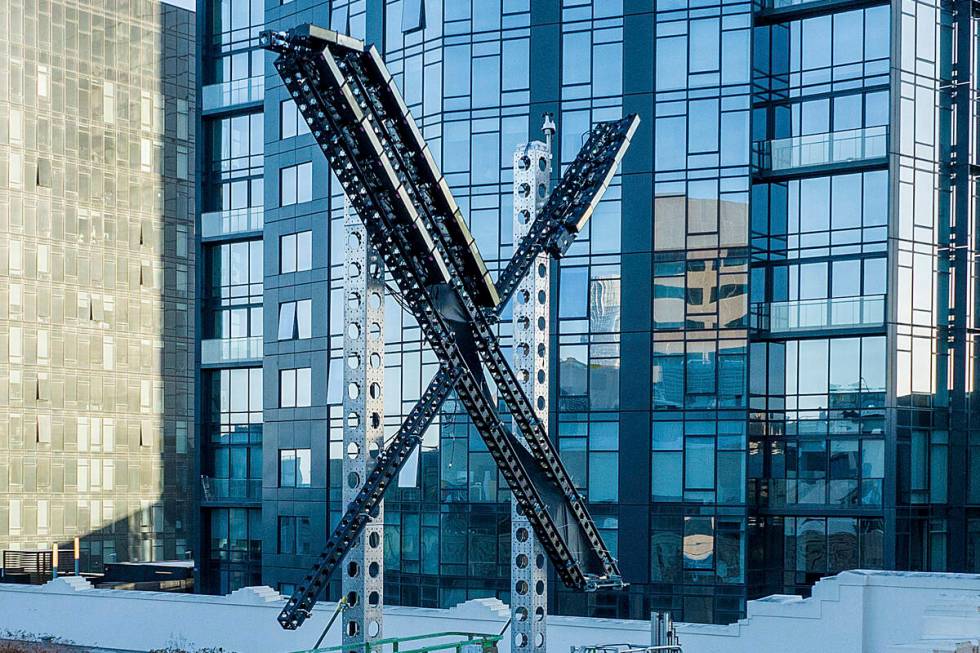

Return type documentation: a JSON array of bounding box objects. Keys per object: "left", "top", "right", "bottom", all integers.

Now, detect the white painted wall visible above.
[{"left": 0, "top": 571, "right": 977, "bottom": 653}]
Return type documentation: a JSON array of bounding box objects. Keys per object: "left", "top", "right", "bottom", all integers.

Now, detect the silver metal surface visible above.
[
  {"left": 342, "top": 199, "right": 385, "bottom": 649},
  {"left": 511, "top": 125, "right": 554, "bottom": 653}
]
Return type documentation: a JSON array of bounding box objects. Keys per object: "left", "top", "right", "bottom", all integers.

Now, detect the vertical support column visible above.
[
  {"left": 511, "top": 120, "right": 554, "bottom": 653},
  {"left": 342, "top": 200, "right": 384, "bottom": 649}
]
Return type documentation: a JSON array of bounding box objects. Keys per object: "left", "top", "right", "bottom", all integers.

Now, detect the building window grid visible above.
[
  {"left": 279, "top": 367, "right": 312, "bottom": 408},
  {"left": 279, "top": 448, "right": 312, "bottom": 488},
  {"left": 279, "top": 162, "right": 313, "bottom": 206},
  {"left": 277, "top": 299, "right": 312, "bottom": 340}
]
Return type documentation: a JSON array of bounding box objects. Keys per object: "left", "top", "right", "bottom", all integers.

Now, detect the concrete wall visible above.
[{"left": 0, "top": 571, "right": 977, "bottom": 653}]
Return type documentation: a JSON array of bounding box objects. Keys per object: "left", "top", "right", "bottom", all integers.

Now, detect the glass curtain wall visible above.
[{"left": 199, "top": 0, "right": 265, "bottom": 594}]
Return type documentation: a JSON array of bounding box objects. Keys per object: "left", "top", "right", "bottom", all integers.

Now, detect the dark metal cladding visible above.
[{"left": 262, "top": 25, "right": 637, "bottom": 630}]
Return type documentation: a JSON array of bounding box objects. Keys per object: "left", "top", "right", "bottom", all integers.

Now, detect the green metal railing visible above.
[{"left": 293, "top": 631, "right": 502, "bottom": 653}]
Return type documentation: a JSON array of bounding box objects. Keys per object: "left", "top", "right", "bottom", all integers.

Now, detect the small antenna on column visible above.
[{"left": 541, "top": 113, "right": 556, "bottom": 154}]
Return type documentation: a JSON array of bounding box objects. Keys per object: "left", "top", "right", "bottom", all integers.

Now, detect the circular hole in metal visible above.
[
  {"left": 515, "top": 607, "right": 529, "bottom": 622},
  {"left": 370, "top": 412, "right": 382, "bottom": 429},
  {"left": 538, "top": 290, "right": 546, "bottom": 304},
  {"left": 348, "top": 262, "right": 362, "bottom": 278},
  {"left": 369, "top": 532, "right": 381, "bottom": 548},
  {"left": 538, "top": 157, "right": 547, "bottom": 172},
  {"left": 368, "top": 591, "right": 380, "bottom": 606},
  {"left": 515, "top": 580, "right": 529, "bottom": 595},
  {"left": 346, "top": 591, "right": 359, "bottom": 607},
  {"left": 519, "top": 369, "right": 530, "bottom": 383},
  {"left": 369, "top": 382, "right": 381, "bottom": 399},
  {"left": 347, "top": 472, "right": 360, "bottom": 488},
  {"left": 518, "top": 155, "right": 531, "bottom": 170},
  {"left": 535, "top": 606, "right": 545, "bottom": 621},
  {"left": 369, "top": 322, "right": 382, "bottom": 340},
  {"left": 346, "top": 621, "right": 359, "bottom": 637},
  {"left": 348, "top": 382, "right": 360, "bottom": 399},
  {"left": 537, "top": 316, "right": 546, "bottom": 330},
  {"left": 536, "top": 554, "right": 545, "bottom": 569},
  {"left": 519, "top": 183, "right": 531, "bottom": 197},
  {"left": 518, "top": 290, "right": 530, "bottom": 305},
  {"left": 369, "top": 261, "right": 381, "bottom": 277},
  {"left": 368, "top": 441, "right": 380, "bottom": 459},
  {"left": 516, "top": 633, "right": 528, "bottom": 648},
  {"left": 347, "top": 353, "right": 361, "bottom": 369},
  {"left": 348, "top": 232, "right": 361, "bottom": 249},
  {"left": 346, "top": 412, "right": 360, "bottom": 428},
  {"left": 535, "top": 580, "right": 545, "bottom": 595},
  {"left": 367, "top": 620, "right": 380, "bottom": 638},
  {"left": 369, "top": 292, "right": 383, "bottom": 310},
  {"left": 347, "top": 561, "right": 359, "bottom": 577},
  {"left": 518, "top": 209, "right": 531, "bottom": 225},
  {"left": 537, "top": 263, "right": 547, "bottom": 278},
  {"left": 346, "top": 442, "right": 360, "bottom": 459},
  {"left": 535, "top": 632, "right": 545, "bottom": 648},
  {"left": 370, "top": 352, "right": 383, "bottom": 368},
  {"left": 537, "top": 370, "right": 546, "bottom": 384},
  {"left": 518, "top": 316, "right": 530, "bottom": 330},
  {"left": 368, "top": 562, "right": 380, "bottom": 578},
  {"left": 516, "top": 554, "right": 529, "bottom": 569},
  {"left": 537, "top": 396, "right": 545, "bottom": 410},
  {"left": 516, "top": 504, "right": 527, "bottom": 517},
  {"left": 537, "top": 344, "right": 546, "bottom": 357},
  {"left": 347, "top": 292, "right": 362, "bottom": 311},
  {"left": 516, "top": 528, "right": 529, "bottom": 542},
  {"left": 537, "top": 183, "right": 547, "bottom": 198},
  {"left": 518, "top": 343, "right": 530, "bottom": 356},
  {"left": 347, "top": 323, "right": 361, "bottom": 340}
]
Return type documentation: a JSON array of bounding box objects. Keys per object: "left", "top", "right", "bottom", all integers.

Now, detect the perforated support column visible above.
[
  {"left": 342, "top": 200, "right": 384, "bottom": 650},
  {"left": 511, "top": 140, "right": 552, "bottom": 652}
]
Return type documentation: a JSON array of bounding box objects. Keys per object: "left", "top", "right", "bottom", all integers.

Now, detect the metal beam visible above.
[
  {"left": 341, "top": 200, "right": 384, "bottom": 649},
  {"left": 511, "top": 119, "right": 554, "bottom": 653}
]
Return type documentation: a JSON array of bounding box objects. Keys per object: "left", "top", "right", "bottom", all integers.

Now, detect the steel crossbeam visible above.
[{"left": 261, "top": 25, "right": 638, "bottom": 631}]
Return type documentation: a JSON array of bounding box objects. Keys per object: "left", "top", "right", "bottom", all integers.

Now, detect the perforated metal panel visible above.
[
  {"left": 342, "top": 200, "right": 385, "bottom": 649},
  {"left": 511, "top": 140, "right": 552, "bottom": 653}
]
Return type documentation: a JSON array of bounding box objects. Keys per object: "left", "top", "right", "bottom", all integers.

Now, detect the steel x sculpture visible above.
[{"left": 261, "top": 25, "right": 639, "bottom": 630}]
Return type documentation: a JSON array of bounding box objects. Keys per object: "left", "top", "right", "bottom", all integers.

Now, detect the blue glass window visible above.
[
  {"left": 685, "top": 437, "right": 715, "bottom": 489},
  {"left": 652, "top": 452, "right": 682, "bottom": 501},
  {"left": 563, "top": 31, "right": 591, "bottom": 85},
  {"left": 401, "top": 0, "right": 424, "bottom": 32},
  {"left": 683, "top": 516, "right": 714, "bottom": 569},
  {"left": 559, "top": 266, "right": 588, "bottom": 318}
]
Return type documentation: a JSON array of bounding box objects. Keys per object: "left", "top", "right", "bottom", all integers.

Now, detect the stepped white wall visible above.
[{"left": 0, "top": 571, "right": 977, "bottom": 653}]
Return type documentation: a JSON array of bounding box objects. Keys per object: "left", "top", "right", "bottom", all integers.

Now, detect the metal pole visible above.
[
  {"left": 510, "top": 115, "right": 555, "bottom": 653},
  {"left": 73, "top": 537, "right": 80, "bottom": 576},
  {"left": 313, "top": 597, "right": 348, "bottom": 650},
  {"left": 51, "top": 544, "right": 58, "bottom": 580},
  {"left": 342, "top": 197, "right": 385, "bottom": 651}
]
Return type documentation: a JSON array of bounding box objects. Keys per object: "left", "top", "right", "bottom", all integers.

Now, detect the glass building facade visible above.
[
  {"left": 0, "top": 0, "right": 197, "bottom": 570},
  {"left": 195, "top": 0, "right": 980, "bottom": 623}
]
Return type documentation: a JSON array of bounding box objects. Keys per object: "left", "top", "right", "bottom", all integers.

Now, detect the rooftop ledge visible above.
[{"left": 0, "top": 570, "right": 977, "bottom": 653}]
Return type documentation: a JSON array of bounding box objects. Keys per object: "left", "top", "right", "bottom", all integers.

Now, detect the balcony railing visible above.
[
  {"left": 753, "top": 295, "right": 886, "bottom": 334},
  {"left": 201, "top": 476, "right": 261, "bottom": 502},
  {"left": 753, "top": 126, "right": 887, "bottom": 174},
  {"left": 201, "top": 207, "right": 264, "bottom": 239},
  {"left": 201, "top": 336, "right": 263, "bottom": 365},
  {"left": 202, "top": 76, "right": 264, "bottom": 112}
]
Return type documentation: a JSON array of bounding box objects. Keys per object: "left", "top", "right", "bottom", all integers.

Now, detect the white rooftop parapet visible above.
[{"left": 0, "top": 571, "right": 976, "bottom": 653}]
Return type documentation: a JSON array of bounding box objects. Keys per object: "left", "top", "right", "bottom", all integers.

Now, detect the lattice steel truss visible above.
[{"left": 261, "top": 24, "right": 638, "bottom": 632}]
